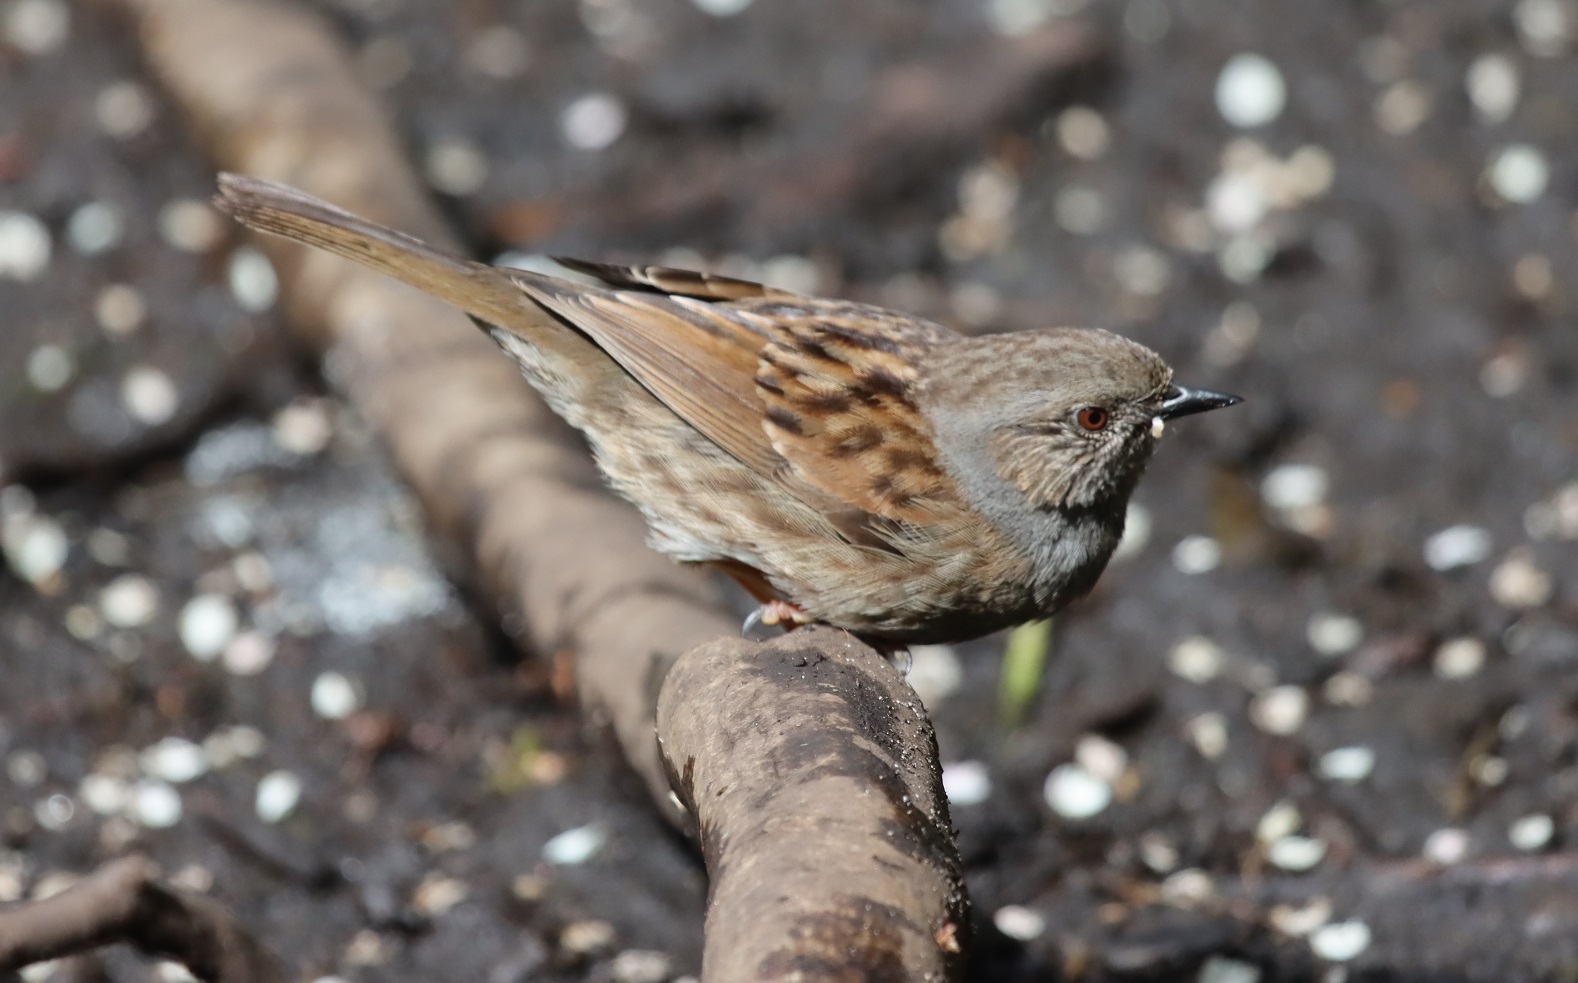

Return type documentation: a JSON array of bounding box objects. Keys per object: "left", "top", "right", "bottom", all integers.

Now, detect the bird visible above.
[{"left": 215, "top": 173, "right": 1240, "bottom": 645}]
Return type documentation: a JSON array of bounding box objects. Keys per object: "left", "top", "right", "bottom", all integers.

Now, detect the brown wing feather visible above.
[
  {"left": 737, "top": 300, "right": 966, "bottom": 523},
  {"left": 552, "top": 258, "right": 797, "bottom": 301},
  {"left": 511, "top": 272, "right": 787, "bottom": 478}
]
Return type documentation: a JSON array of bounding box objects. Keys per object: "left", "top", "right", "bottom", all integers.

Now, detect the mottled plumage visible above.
[{"left": 215, "top": 174, "right": 1240, "bottom": 644}]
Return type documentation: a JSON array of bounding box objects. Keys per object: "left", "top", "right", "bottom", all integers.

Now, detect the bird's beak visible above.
[{"left": 1158, "top": 384, "right": 1243, "bottom": 420}]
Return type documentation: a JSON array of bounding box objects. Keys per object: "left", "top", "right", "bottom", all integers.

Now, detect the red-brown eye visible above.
[{"left": 1076, "top": 406, "right": 1110, "bottom": 431}]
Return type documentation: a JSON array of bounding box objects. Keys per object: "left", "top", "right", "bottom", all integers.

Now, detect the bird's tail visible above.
[{"left": 213, "top": 173, "right": 537, "bottom": 331}]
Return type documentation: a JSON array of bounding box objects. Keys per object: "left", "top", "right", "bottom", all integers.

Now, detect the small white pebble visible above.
[
  {"left": 425, "top": 138, "right": 490, "bottom": 197},
  {"left": 1488, "top": 144, "right": 1549, "bottom": 203},
  {"left": 1471, "top": 754, "right": 1509, "bottom": 787},
  {"left": 4, "top": 0, "right": 70, "bottom": 55},
  {"left": 1114, "top": 246, "right": 1172, "bottom": 297},
  {"left": 905, "top": 643, "right": 963, "bottom": 706},
  {"left": 1160, "top": 867, "right": 1214, "bottom": 903},
  {"left": 100, "top": 574, "right": 159, "bottom": 628},
  {"left": 255, "top": 770, "right": 302, "bottom": 823},
  {"left": 1433, "top": 637, "right": 1486, "bottom": 679},
  {"left": 1054, "top": 184, "right": 1108, "bottom": 234},
  {"left": 1198, "top": 956, "right": 1261, "bottom": 983},
  {"left": 1187, "top": 712, "right": 1229, "bottom": 759},
  {"left": 411, "top": 875, "right": 469, "bottom": 916},
  {"left": 1074, "top": 734, "right": 1128, "bottom": 785},
  {"left": 1111, "top": 502, "right": 1152, "bottom": 562},
  {"left": 158, "top": 199, "right": 225, "bottom": 253},
  {"left": 562, "top": 93, "right": 627, "bottom": 150},
  {"left": 610, "top": 949, "right": 672, "bottom": 983},
  {"left": 0, "top": 211, "right": 51, "bottom": 281},
  {"left": 228, "top": 247, "right": 278, "bottom": 313},
  {"left": 7, "top": 751, "right": 45, "bottom": 789},
  {"left": 1262, "top": 464, "right": 1328, "bottom": 511},
  {"left": 992, "top": 904, "right": 1045, "bottom": 941},
  {"left": 179, "top": 594, "right": 238, "bottom": 661},
  {"left": 140, "top": 737, "right": 209, "bottom": 784},
  {"left": 1044, "top": 762, "right": 1111, "bottom": 819},
  {"left": 1516, "top": 0, "right": 1570, "bottom": 55},
  {"left": 691, "top": 0, "right": 754, "bottom": 16},
  {"left": 78, "top": 774, "right": 128, "bottom": 815},
  {"left": 1267, "top": 835, "right": 1328, "bottom": 872},
  {"left": 311, "top": 671, "right": 362, "bottom": 720},
  {"left": 66, "top": 202, "right": 123, "bottom": 255},
  {"left": 1467, "top": 54, "right": 1520, "bottom": 123},
  {"left": 543, "top": 824, "right": 606, "bottom": 865},
  {"left": 1509, "top": 813, "right": 1554, "bottom": 852},
  {"left": 1134, "top": 833, "right": 1178, "bottom": 875},
  {"left": 1489, "top": 549, "right": 1553, "bottom": 608},
  {"left": 560, "top": 919, "right": 617, "bottom": 955},
  {"left": 987, "top": 0, "right": 1058, "bottom": 35},
  {"left": 155, "top": 962, "right": 197, "bottom": 983},
  {"left": 1270, "top": 896, "right": 1332, "bottom": 936},
  {"left": 3, "top": 514, "right": 68, "bottom": 587},
  {"left": 1373, "top": 80, "right": 1432, "bottom": 135},
  {"left": 1318, "top": 746, "right": 1376, "bottom": 783},
  {"left": 222, "top": 631, "right": 276, "bottom": 676},
  {"left": 1172, "top": 535, "right": 1222, "bottom": 574},
  {"left": 1424, "top": 524, "right": 1492, "bottom": 571},
  {"left": 122, "top": 366, "right": 179, "bottom": 426},
  {"left": 130, "top": 780, "right": 182, "bottom": 828},
  {"left": 942, "top": 761, "right": 992, "bottom": 806},
  {"left": 34, "top": 794, "right": 74, "bottom": 830},
  {"left": 1250, "top": 686, "right": 1309, "bottom": 736},
  {"left": 1423, "top": 827, "right": 1470, "bottom": 865},
  {"left": 26, "top": 345, "right": 74, "bottom": 392},
  {"left": 1216, "top": 53, "right": 1287, "bottom": 128},
  {"left": 1306, "top": 613, "right": 1363, "bottom": 656},
  {"left": 203, "top": 725, "right": 266, "bottom": 768},
  {"left": 96, "top": 283, "right": 146, "bottom": 335},
  {"left": 1310, "top": 920, "right": 1371, "bottom": 962},
  {"left": 1256, "top": 800, "right": 1301, "bottom": 843},
  {"left": 1055, "top": 106, "right": 1110, "bottom": 160},
  {"left": 95, "top": 80, "right": 155, "bottom": 139},
  {"left": 272, "top": 400, "right": 334, "bottom": 457},
  {"left": 19, "top": 962, "right": 59, "bottom": 983},
  {"left": 757, "top": 254, "right": 820, "bottom": 295}
]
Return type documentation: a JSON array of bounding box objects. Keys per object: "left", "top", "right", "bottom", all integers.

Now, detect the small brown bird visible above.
[{"left": 216, "top": 174, "right": 1239, "bottom": 645}]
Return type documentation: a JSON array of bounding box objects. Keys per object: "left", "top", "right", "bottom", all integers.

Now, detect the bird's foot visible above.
[{"left": 741, "top": 600, "right": 813, "bottom": 638}]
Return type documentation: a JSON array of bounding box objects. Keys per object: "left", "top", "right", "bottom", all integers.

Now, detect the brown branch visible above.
[
  {"left": 658, "top": 628, "right": 968, "bottom": 983},
  {"left": 0, "top": 856, "right": 283, "bottom": 983}
]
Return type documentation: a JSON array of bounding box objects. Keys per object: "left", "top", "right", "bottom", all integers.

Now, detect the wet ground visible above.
[{"left": 2, "top": 0, "right": 1577, "bottom": 980}]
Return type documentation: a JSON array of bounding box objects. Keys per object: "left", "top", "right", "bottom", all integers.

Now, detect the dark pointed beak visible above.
[{"left": 1158, "top": 384, "right": 1243, "bottom": 420}]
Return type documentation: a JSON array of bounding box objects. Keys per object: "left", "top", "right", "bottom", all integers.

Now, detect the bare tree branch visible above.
[
  {"left": 0, "top": 857, "right": 283, "bottom": 983},
  {"left": 659, "top": 628, "right": 969, "bottom": 983}
]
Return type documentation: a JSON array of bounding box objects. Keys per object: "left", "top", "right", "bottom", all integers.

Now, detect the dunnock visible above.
[{"left": 216, "top": 174, "right": 1239, "bottom": 644}]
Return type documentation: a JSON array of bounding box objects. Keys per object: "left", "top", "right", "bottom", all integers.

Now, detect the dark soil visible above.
[{"left": 2, "top": 0, "right": 1576, "bottom": 981}]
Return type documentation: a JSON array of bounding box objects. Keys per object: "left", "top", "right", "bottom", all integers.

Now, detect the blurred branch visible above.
[{"left": 0, "top": 856, "right": 283, "bottom": 983}]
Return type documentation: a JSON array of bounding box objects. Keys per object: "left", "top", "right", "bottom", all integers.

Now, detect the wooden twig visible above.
[{"left": 0, "top": 857, "right": 283, "bottom": 983}]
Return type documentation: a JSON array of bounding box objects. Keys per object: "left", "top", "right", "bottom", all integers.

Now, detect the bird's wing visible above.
[
  {"left": 518, "top": 262, "right": 966, "bottom": 525},
  {"left": 738, "top": 298, "right": 966, "bottom": 523}
]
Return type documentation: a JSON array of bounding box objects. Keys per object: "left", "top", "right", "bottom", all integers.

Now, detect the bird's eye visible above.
[{"left": 1076, "top": 406, "right": 1110, "bottom": 432}]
